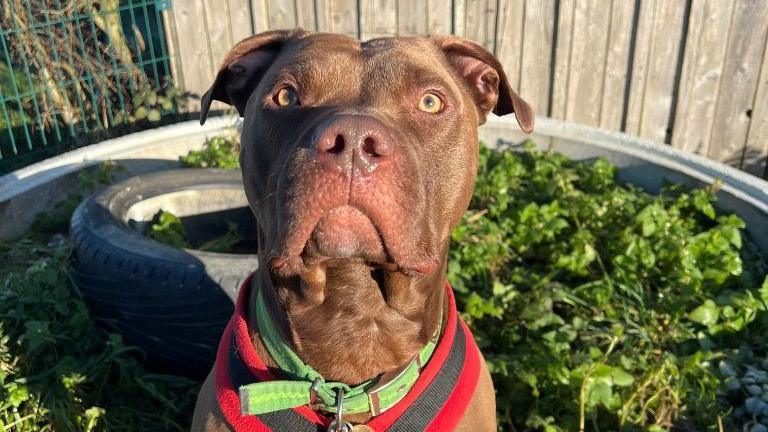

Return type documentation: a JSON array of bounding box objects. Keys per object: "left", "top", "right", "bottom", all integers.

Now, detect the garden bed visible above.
[
  {"left": 148, "top": 137, "right": 768, "bottom": 431},
  {"left": 2, "top": 116, "right": 768, "bottom": 431}
]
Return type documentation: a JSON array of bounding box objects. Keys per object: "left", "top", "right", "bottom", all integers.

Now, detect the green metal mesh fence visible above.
[{"left": 0, "top": 0, "right": 184, "bottom": 174}]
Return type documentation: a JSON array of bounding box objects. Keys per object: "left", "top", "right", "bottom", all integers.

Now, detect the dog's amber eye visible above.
[
  {"left": 274, "top": 87, "right": 299, "bottom": 107},
  {"left": 418, "top": 93, "right": 443, "bottom": 113}
]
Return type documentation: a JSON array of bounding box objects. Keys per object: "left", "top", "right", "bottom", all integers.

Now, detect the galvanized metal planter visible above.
[
  {"left": 1, "top": 115, "right": 767, "bottom": 255},
  {"left": 0, "top": 116, "right": 235, "bottom": 239}
]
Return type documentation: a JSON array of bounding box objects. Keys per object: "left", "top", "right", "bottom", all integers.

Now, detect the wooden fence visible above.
[{"left": 163, "top": 0, "right": 768, "bottom": 179}]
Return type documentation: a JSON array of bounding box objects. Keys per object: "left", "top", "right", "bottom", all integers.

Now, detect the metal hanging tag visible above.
[{"left": 327, "top": 389, "right": 353, "bottom": 432}]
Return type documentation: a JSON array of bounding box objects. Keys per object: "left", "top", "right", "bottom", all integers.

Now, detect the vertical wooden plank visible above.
[
  {"left": 204, "top": 0, "right": 236, "bottom": 70},
  {"left": 639, "top": 0, "right": 686, "bottom": 143},
  {"left": 169, "top": 1, "right": 214, "bottom": 101},
  {"left": 495, "top": 0, "right": 524, "bottom": 92},
  {"left": 464, "top": 0, "right": 497, "bottom": 50},
  {"left": 267, "top": 0, "right": 298, "bottom": 29},
  {"left": 161, "top": 10, "right": 183, "bottom": 91},
  {"left": 550, "top": 0, "right": 574, "bottom": 119},
  {"left": 315, "top": 0, "right": 332, "bottom": 31},
  {"left": 427, "top": 0, "right": 452, "bottom": 35},
  {"left": 485, "top": 0, "right": 498, "bottom": 50},
  {"left": 296, "top": 0, "right": 319, "bottom": 30},
  {"left": 251, "top": 0, "right": 271, "bottom": 32},
  {"left": 708, "top": 0, "right": 768, "bottom": 167},
  {"left": 360, "top": 0, "right": 397, "bottom": 39},
  {"left": 598, "top": 0, "right": 635, "bottom": 130},
  {"left": 518, "top": 0, "right": 555, "bottom": 117},
  {"left": 359, "top": 0, "right": 375, "bottom": 38},
  {"left": 320, "top": 0, "right": 358, "bottom": 37},
  {"left": 464, "top": 0, "right": 483, "bottom": 45},
  {"left": 744, "top": 36, "right": 768, "bottom": 177},
  {"left": 670, "top": 0, "right": 733, "bottom": 156},
  {"left": 375, "top": 0, "right": 398, "bottom": 38},
  {"left": 229, "top": 0, "right": 255, "bottom": 41},
  {"left": 624, "top": 0, "right": 686, "bottom": 143},
  {"left": 623, "top": 0, "right": 652, "bottom": 134},
  {"left": 453, "top": 0, "right": 467, "bottom": 36},
  {"left": 562, "top": 0, "right": 610, "bottom": 126},
  {"left": 399, "top": 0, "right": 428, "bottom": 36}
]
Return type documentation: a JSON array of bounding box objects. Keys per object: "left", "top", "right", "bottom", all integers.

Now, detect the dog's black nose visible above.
[{"left": 313, "top": 115, "right": 394, "bottom": 175}]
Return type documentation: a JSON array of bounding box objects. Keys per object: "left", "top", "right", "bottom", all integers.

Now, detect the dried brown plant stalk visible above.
[{"left": 1, "top": 0, "right": 149, "bottom": 130}]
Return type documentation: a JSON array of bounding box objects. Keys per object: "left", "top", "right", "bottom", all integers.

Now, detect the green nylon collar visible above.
[{"left": 238, "top": 287, "right": 439, "bottom": 417}]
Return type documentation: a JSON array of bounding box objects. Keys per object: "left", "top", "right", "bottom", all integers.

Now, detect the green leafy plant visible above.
[
  {"left": 448, "top": 143, "right": 768, "bottom": 431},
  {"left": 113, "top": 83, "right": 186, "bottom": 126},
  {"left": 147, "top": 209, "right": 243, "bottom": 253},
  {"left": 0, "top": 236, "right": 198, "bottom": 431},
  {"left": 198, "top": 221, "right": 242, "bottom": 253},
  {"left": 147, "top": 210, "right": 193, "bottom": 249},
  {"left": 180, "top": 135, "right": 240, "bottom": 169}
]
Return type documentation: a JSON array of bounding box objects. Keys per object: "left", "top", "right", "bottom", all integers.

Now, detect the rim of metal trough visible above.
[
  {"left": 0, "top": 116, "right": 236, "bottom": 239},
  {"left": 0, "top": 115, "right": 766, "bottom": 252}
]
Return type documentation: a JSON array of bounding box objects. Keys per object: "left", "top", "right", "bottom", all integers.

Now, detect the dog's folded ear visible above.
[
  {"left": 433, "top": 36, "right": 534, "bottom": 132},
  {"left": 200, "top": 30, "right": 301, "bottom": 125}
]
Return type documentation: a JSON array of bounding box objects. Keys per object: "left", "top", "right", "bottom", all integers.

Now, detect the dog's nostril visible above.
[
  {"left": 362, "top": 137, "right": 379, "bottom": 157},
  {"left": 327, "top": 134, "right": 345, "bottom": 154}
]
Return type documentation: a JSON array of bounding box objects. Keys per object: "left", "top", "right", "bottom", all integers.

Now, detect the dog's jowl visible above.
[{"left": 192, "top": 30, "right": 533, "bottom": 432}]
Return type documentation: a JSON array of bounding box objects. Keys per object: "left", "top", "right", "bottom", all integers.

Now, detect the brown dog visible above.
[{"left": 192, "top": 30, "right": 533, "bottom": 432}]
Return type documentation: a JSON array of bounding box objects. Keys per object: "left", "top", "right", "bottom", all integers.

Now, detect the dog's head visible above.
[{"left": 201, "top": 30, "right": 532, "bottom": 289}]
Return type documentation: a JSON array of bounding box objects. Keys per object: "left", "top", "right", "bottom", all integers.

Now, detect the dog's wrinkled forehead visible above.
[{"left": 264, "top": 34, "right": 462, "bottom": 107}]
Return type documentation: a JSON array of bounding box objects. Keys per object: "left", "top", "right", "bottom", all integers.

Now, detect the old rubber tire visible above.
[{"left": 69, "top": 169, "right": 259, "bottom": 378}]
